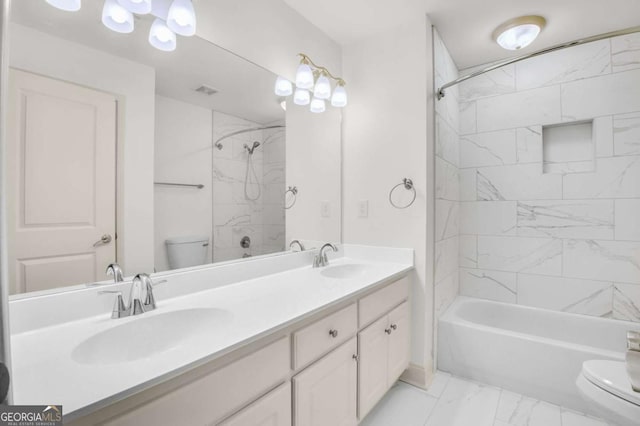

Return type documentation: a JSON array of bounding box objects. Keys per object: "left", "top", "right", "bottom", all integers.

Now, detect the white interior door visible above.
[{"left": 7, "top": 69, "right": 117, "bottom": 294}]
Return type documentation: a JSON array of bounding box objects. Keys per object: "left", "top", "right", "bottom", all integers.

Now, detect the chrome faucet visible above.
[
  {"left": 99, "top": 273, "right": 166, "bottom": 319},
  {"left": 313, "top": 243, "right": 338, "bottom": 268},
  {"left": 106, "top": 263, "right": 124, "bottom": 283},
  {"left": 289, "top": 240, "right": 306, "bottom": 252}
]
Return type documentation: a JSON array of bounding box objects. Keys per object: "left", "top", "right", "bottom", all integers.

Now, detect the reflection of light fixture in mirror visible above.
[
  {"left": 295, "top": 63, "right": 314, "bottom": 90},
  {"left": 313, "top": 73, "right": 331, "bottom": 100},
  {"left": 102, "top": 0, "right": 134, "bottom": 33},
  {"left": 167, "top": 0, "right": 197, "bottom": 37},
  {"left": 149, "top": 18, "right": 177, "bottom": 51},
  {"left": 492, "top": 16, "right": 546, "bottom": 50},
  {"left": 279, "top": 53, "right": 347, "bottom": 113},
  {"left": 310, "top": 98, "right": 326, "bottom": 114},
  {"left": 274, "top": 76, "right": 293, "bottom": 97},
  {"left": 279, "top": 98, "right": 287, "bottom": 111},
  {"left": 331, "top": 84, "right": 348, "bottom": 107},
  {"left": 46, "top": 0, "right": 81, "bottom": 11},
  {"left": 293, "top": 88, "right": 310, "bottom": 106},
  {"left": 117, "top": 0, "right": 151, "bottom": 14}
]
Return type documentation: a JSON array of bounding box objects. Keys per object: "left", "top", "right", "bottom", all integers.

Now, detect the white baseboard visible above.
[{"left": 399, "top": 362, "right": 434, "bottom": 389}]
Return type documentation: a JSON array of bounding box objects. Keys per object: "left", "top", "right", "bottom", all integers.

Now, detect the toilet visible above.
[
  {"left": 165, "top": 236, "right": 210, "bottom": 269},
  {"left": 576, "top": 360, "right": 640, "bottom": 426}
]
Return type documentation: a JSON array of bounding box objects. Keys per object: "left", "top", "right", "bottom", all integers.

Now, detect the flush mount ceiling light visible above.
[
  {"left": 492, "top": 15, "right": 546, "bottom": 50},
  {"left": 278, "top": 53, "right": 347, "bottom": 113},
  {"left": 45, "top": 0, "right": 81, "bottom": 11}
]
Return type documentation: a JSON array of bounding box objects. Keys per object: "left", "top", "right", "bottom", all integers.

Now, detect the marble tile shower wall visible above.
[
  {"left": 212, "top": 112, "right": 286, "bottom": 262},
  {"left": 456, "top": 33, "right": 640, "bottom": 322},
  {"left": 434, "top": 30, "right": 461, "bottom": 321}
]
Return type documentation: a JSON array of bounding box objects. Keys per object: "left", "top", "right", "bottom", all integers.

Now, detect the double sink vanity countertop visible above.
[{"left": 9, "top": 245, "right": 413, "bottom": 418}]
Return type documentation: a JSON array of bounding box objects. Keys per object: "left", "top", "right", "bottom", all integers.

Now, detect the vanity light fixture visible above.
[
  {"left": 309, "top": 98, "right": 326, "bottom": 114},
  {"left": 102, "top": 0, "right": 135, "bottom": 34},
  {"left": 45, "top": 0, "right": 81, "bottom": 11},
  {"left": 493, "top": 15, "right": 546, "bottom": 50},
  {"left": 167, "top": 0, "right": 197, "bottom": 37},
  {"left": 278, "top": 53, "right": 347, "bottom": 113},
  {"left": 293, "top": 88, "right": 310, "bottom": 106},
  {"left": 117, "top": 0, "right": 152, "bottom": 15},
  {"left": 149, "top": 18, "right": 177, "bottom": 51},
  {"left": 274, "top": 76, "right": 294, "bottom": 97}
]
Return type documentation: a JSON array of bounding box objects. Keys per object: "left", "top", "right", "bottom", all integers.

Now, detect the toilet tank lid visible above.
[{"left": 165, "top": 236, "right": 209, "bottom": 245}]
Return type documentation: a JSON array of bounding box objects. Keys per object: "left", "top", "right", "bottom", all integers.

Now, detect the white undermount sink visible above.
[
  {"left": 72, "top": 308, "right": 233, "bottom": 365},
  {"left": 320, "top": 264, "right": 368, "bottom": 279}
]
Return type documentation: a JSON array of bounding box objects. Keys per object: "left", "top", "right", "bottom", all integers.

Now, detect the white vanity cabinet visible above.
[
  {"left": 293, "top": 338, "right": 358, "bottom": 426},
  {"left": 357, "top": 289, "right": 410, "bottom": 419},
  {"left": 218, "top": 382, "right": 291, "bottom": 426},
  {"left": 69, "top": 275, "right": 411, "bottom": 426}
]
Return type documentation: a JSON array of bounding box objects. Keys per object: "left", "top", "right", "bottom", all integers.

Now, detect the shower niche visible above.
[{"left": 542, "top": 120, "right": 595, "bottom": 174}]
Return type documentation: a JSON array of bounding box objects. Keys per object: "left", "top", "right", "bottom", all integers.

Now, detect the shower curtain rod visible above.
[
  {"left": 436, "top": 25, "right": 640, "bottom": 101},
  {"left": 214, "top": 125, "right": 285, "bottom": 144}
]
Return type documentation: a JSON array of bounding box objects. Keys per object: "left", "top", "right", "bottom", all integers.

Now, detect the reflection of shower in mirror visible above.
[{"left": 244, "top": 141, "right": 262, "bottom": 201}]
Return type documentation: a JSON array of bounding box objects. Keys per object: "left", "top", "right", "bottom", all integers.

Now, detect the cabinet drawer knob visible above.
[
  {"left": 352, "top": 354, "right": 359, "bottom": 361},
  {"left": 329, "top": 329, "right": 339, "bottom": 338},
  {"left": 390, "top": 324, "right": 398, "bottom": 330},
  {"left": 385, "top": 328, "right": 392, "bottom": 334}
]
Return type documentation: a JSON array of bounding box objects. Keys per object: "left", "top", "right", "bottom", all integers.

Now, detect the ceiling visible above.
[
  {"left": 10, "top": 1, "right": 284, "bottom": 124},
  {"left": 283, "top": 0, "right": 640, "bottom": 69}
]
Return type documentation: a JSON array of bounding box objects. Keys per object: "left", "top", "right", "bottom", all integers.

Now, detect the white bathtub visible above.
[{"left": 437, "top": 296, "right": 636, "bottom": 413}]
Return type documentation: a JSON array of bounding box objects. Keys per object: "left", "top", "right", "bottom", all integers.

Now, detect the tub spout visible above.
[{"left": 627, "top": 330, "right": 640, "bottom": 392}]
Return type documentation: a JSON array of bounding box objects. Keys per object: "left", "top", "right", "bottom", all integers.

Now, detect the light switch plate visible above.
[{"left": 358, "top": 200, "right": 369, "bottom": 218}]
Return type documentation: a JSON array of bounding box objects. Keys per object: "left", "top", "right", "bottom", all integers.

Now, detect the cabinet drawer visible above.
[
  {"left": 105, "top": 336, "right": 290, "bottom": 426},
  {"left": 293, "top": 303, "right": 357, "bottom": 370},
  {"left": 218, "top": 382, "right": 291, "bottom": 426},
  {"left": 358, "top": 277, "right": 409, "bottom": 328}
]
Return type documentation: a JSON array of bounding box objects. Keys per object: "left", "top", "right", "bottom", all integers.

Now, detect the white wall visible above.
[
  {"left": 154, "top": 96, "right": 213, "bottom": 271},
  {"left": 195, "top": 0, "right": 342, "bottom": 83},
  {"left": 342, "top": 16, "right": 434, "bottom": 386},
  {"left": 456, "top": 33, "right": 640, "bottom": 322},
  {"left": 9, "top": 23, "right": 155, "bottom": 275},
  {"left": 285, "top": 103, "right": 342, "bottom": 245}
]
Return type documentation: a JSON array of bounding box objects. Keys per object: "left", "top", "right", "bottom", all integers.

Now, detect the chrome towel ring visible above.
[
  {"left": 389, "top": 178, "right": 416, "bottom": 209},
  {"left": 285, "top": 186, "right": 298, "bottom": 209}
]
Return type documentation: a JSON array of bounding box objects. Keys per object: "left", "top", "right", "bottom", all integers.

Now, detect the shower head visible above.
[{"left": 244, "top": 141, "right": 261, "bottom": 154}]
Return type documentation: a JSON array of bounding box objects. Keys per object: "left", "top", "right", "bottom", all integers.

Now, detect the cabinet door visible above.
[
  {"left": 357, "top": 315, "right": 389, "bottom": 419},
  {"left": 218, "top": 382, "right": 291, "bottom": 426},
  {"left": 293, "top": 338, "right": 357, "bottom": 426},
  {"left": 387, "top": 301, "right": 410, "bottom": 385}
]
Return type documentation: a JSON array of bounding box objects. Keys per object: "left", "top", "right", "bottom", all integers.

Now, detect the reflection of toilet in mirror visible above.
[{"left": 165, "top": 236, "right": 209, "bottom": 269}]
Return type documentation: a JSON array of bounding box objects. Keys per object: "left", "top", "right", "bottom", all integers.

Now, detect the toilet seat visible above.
[{"left": 577, "top": 360, "right": 640, "bottom": 426}]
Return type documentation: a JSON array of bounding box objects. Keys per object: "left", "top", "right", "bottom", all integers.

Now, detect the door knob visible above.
[{"left": 93, "top": 234, "right": 112, "bottom": 247}]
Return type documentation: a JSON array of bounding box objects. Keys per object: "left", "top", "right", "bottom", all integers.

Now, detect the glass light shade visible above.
[
  {"left": 496, "top": 24, "right": 541, "bottom": 50},
  {"left": 310, "top": 98, "right": 326, "bottom": 114},
  {"left": 313, "top": 75, "right": 331, "bottom": 100},
  {"left": 293, "top": 88, "right": 310, "bottom": 106},
  {"left": 295, "top": 63, "right": 314, "bottom": 90},
  {"left": 331, "top": 85, "right": 348, "bottom": 107},
  {"left": 117, "top": 0, "right": 152, "bottom": 14},
  {"left": 149, "top": 19, "right": 177, "bottom": 52},
  {"left": 167, "top": 0, "right": 196, "bottom": 37},
  {"left": 280, "top": 100, "right": 287, "bottom": 111},
  {"left": 46, "top": 0, "right": 81, "bottom": 11},
  {"left": 102, "top": 0, "right": 134, "bottom": 33},
  {"left": 274, "top": 76, "right": 293, "bottom": 96}
]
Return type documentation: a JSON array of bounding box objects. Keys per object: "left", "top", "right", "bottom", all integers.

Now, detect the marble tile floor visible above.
[{"left": 360, "top": 371, "right": 615, "bottom": 426}]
